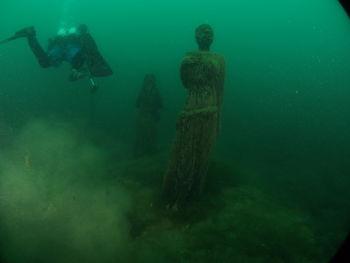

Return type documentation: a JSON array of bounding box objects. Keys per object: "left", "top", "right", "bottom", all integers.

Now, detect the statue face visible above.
[
  {"left": 195, "top": 24, "right": 214, "bottom": 50},
  {"left": 144, "top": 74, "right": 156, "bottom": 89}
]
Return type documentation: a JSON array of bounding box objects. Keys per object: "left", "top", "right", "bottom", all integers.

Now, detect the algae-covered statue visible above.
[
  {"left": 162, "top": 24, "right": 226, "bottom": 209},
  {"left": 133, "top": 74, "right": 163, "bottom": 158}
]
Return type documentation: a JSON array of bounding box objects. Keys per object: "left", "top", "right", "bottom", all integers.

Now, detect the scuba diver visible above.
[{"left": 0, "top": 24, "right": 113, "bottom": 92}]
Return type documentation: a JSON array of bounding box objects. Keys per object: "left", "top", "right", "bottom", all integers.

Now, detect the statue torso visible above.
[{"left": 181, "top": 51, "right": 225, "bottom": 110}]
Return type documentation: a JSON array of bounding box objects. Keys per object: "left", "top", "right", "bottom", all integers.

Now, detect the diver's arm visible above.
[
  {"left": 68, "top": 68, "right": 85, "bottom": 82},
  {"left": 80, "top": 33, "right": 113, "bottom": 77},
  {"left": 68, "top": 50, "right": 87, "bottom": 81}
]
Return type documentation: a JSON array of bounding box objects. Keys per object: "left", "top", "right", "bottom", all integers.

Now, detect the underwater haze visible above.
[{"left": 1, "top": 0, "right": 350, "bottom": 262}]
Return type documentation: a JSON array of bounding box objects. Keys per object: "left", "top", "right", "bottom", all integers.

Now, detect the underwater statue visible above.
[
  {"left": 0, "top": 122, "right": 13, "bottom": 148},
  {"left": 133, "top": 74, "right": 163, "bottom": 158},
  {"left": 162, "top": 24, "right": 226, "bottom": 209}
]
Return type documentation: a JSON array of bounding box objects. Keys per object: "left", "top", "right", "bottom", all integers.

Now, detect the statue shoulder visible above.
[
  {"left": 211, "top": 52, "right": 226, "bottom": 70},
  {"left": 211, "top": 52, "right": 225, "bottom": 61},
  {"left": 185, "top": 50, "right": 200, "bottom": 56},
  {"left": 182, "top": 51, "right": 200, "bottom": 60},
  {"left": 181, "top": 51, "right": 225, "bottom": 71}
]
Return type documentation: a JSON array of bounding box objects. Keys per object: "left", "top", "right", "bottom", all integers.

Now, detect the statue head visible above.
[
  {"left": 143, "top": 74, "right": 156, "bottom": 90},
  {"left": 195, "top": 24, "right": 214, "bottom": 51}
]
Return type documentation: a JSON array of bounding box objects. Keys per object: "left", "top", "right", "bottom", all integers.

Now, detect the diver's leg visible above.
[
  {"left": 14, "top": 27, "right": 51, "bottom": 68},
  {"left": 27, "top": 35, "right": 51, "bottom": 68}
]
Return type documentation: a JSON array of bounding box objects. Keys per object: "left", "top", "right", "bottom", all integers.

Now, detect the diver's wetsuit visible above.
[
  {"left": 26, "top": 30, "right": 112, "bottom": 79},
  {"left": 28, "top": 34, "right": 85, "bottom": 71}
]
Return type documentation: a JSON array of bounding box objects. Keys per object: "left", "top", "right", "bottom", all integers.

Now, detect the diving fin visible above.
[
  {"left": 339, "top": 0, "right": 350, "bottom": 17},
  {"left": 0, "top": 36, "right": 17, "bottom": 45},
  {"left": 0, "top": 26, "right": 35, "bottom": 45}
]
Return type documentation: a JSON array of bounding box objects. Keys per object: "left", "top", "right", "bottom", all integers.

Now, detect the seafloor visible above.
[{"left": 0, "top": 119, "right": 343, "bottom": 263}]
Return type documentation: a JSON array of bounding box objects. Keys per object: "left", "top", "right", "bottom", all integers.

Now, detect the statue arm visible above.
[
  {"left": 180, "top": 57, "right": 193, "bottom": 89},
  {"left": 155, "top": 89, "right": 163, "bottom": 109},
  {"left": 180, "top": 61, "right": 187, "bottom": 89},
  {"left": 136, "top": 91, "right": 142, "bottom": 108},
  {"left": 217, "top": 56, "right": 226, "bottom": 106}
]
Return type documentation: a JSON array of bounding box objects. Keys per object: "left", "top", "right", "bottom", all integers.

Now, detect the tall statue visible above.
[
  {"left": 133, "top": 74, "right": 163, "bottom": 158},
  {"left": 162, "top": 24, "right": 226, "bottom": 209}
]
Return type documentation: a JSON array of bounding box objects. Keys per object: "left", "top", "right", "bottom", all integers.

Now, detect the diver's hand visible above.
[{"left": 68, "top": 69, "right": 86, "bottom": 82}]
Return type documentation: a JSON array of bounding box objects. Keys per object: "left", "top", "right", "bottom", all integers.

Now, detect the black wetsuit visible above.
[{"left": 27, "top": 32, "right": 113, "bottom": 77}]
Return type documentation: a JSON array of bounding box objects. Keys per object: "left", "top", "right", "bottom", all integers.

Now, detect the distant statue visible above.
[
  {"left": 162, "top": 24, "right": 226, "bottom": 209},
  {"left": 0, "top": 122, "right": 13, "bottom": 149},
  {"left": 133, "top": 74, "right": 163, "bottom": 158}
]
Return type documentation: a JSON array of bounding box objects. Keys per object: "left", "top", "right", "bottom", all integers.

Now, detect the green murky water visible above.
[{"left": 0, "top": 0, "right": 349, "bottom": 262}]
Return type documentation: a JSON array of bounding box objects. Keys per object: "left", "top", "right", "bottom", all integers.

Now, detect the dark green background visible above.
[{"left": 0, "top": 0, "right": 350, "bottom": 262}]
